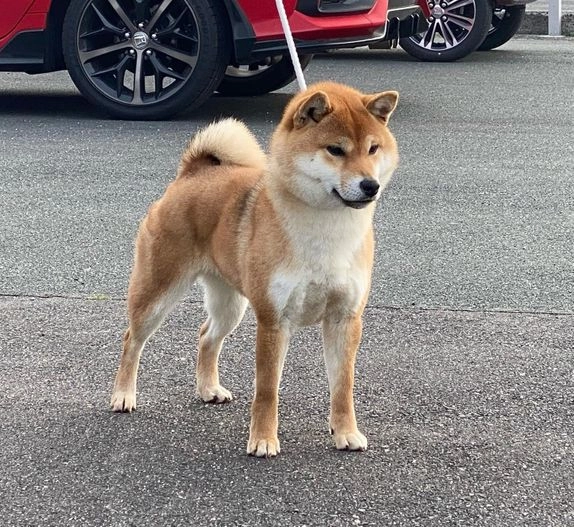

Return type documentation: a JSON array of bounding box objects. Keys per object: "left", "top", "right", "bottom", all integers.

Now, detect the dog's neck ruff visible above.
[{"left": 266, "top": 179, "right": 374, "bottom": 273}]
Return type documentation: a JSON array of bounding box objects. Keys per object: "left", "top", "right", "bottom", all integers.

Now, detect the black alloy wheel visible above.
[
  {"left": 63, "top": 0, "right": 229, "bottom": 119},
  {"left": 478, "top": 5, "right": 526, "bottom": 51},
  {"left": 399, "top": 0, "right": 492, "bottom": 61},
  {"left": 217, "top": 54, "right": 313, "bottom": 97}
]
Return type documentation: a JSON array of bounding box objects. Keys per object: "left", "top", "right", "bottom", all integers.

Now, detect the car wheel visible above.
[
  {"left": 399, "top": 0, "right": 492, "bottom": 61},
  {"left": 217, "top": 55, "right": 313, "bottom": 97},
  {"left": 62, "top": 0, "right": 230, "bottom": 120},
  {"left": 477, "top": 6, "right": 526, "bottom": 51}
]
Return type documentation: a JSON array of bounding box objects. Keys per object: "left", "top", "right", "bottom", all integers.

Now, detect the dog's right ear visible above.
[
  {"left": 293, "top": 91, "right": 332, "bottom": 129},
  {"left": 364, "top": 91, "right": 399, "bottom": 124}
]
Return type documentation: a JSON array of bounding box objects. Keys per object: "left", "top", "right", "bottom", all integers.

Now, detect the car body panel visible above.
[
  {"left": 240, "top": 0, "right": 389, "bottom": 41},
  {"left": 0, "top": 1, "right": 36, "bottom": 38},
  {"left": 0, "top": 0, "right": 390, "bottom": 59}
]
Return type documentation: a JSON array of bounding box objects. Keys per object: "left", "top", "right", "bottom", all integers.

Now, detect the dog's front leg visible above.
[
  {"left": 322, "top": 315, "right": 367, "bottom": 451},
  {"left": 247, "top": 323, "right": 289, "bottom": 457}
]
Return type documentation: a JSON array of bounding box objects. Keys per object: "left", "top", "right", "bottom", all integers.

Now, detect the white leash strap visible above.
[{"left": 275, "top": 0, "right": 307, "bottom": 92}]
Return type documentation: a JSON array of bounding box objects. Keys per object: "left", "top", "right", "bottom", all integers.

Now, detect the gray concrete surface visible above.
[
  {"left": 518, "top": 0, "right": 574, "bottom": 36},
  {"left": 522, "top": 0, "right": 574, "bottom": 37},
  {"left": 526, "top": 0, "right": 574, "bottom": 10},
  {"left": 1, "top": 37, "right": 573, "bottom": 525}
]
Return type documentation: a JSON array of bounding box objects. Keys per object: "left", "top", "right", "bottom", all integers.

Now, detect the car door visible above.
[{"left": 0, "top": 0, "right": 35, "bottom": 39}]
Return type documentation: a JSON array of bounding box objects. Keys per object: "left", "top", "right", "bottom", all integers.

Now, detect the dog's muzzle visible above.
[
  {"left": 332, "top": 189, "right": 375, "bottom": 209},
  {"left": 332, "top": 178, "right": 380, "bottom": 209}
]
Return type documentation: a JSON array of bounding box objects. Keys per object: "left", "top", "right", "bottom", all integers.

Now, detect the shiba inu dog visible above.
[{"left": 110, "top": 81, "right": 399, "bottom": 457}]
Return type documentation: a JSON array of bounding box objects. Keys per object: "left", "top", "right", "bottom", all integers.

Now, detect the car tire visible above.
[
  {"left": 217, "top": 54, "right": 313, "bottom": 97},
  {"left": 62, "top": 0, "right": 230, "bottom": 120},
  {"left": 399, "top": 0, "right": 492, "bottom": 62},
  {"left": 477, "top": 6, "right": 526, "bottom": 51}
]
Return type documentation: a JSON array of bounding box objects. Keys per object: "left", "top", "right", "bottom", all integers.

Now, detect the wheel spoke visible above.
[
  {"left": 132, "top": 52, "right": 145, "bottom": 104},
  {"left": 90, "top": 54, "right": 130, "bottom": 77},
  {"left": 88, "top": 54, "right": 132, "bottom": 98},
  {"left": 146, "top": 0, "right": 175, "bottom": 32},
  {"left": 115, "top": 56, "right": 132, "bottom": 97},
  {"left": 150, "top": 42, "right": 197, "bottom": 67},
  {"left": 107, "top": 0, "right": 137, "bottom": 32},
  {"left": 150, "top": 55, "right": 164, "bottom": 99},
  {"left": 422, "top": 20, "right": 440, "bottom": 48},
  {"left": 444, "top": 0, "right": 474, "bottom": 10},
  {"left": 154, "top": 10, "right": 185, "bottom": 36},
  {"left": 440, "top": 19, "right": 461, "bottom": 47},
  {"left": 154, "top": 10, "right": 193, "bottom": 39},
  {"left": 80, "top": 41, "right": 130, "bottom": 63},
  {"left": 149, "top": 53, "right": 186, "bottom": 99},
  {"left": 170, "top": 28, "right": 198, "bottom": 45},
  {"left": 149, "top": 53, "right": 187, "bottom": 81},
  {"left": 80, "top": 27, "right": 110, "bottom": 40},
  {"left": 446, "top": 13, "right": 474, "bottom": 30},
  {"left": 83, "top": 3, "right": 125, "bottom": 37}
]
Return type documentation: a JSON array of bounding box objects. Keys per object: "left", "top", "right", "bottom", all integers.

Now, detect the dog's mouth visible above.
[{"left": 332, "top": 189, "right": 375, "bottom": 209}]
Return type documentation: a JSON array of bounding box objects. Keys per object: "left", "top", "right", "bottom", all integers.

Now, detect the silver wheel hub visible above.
[
  {"left": 132, "top": 31, "right": 149, "bottom": 50},
  {"left": 431, "top": 5, "right": 445, "bottom": 17}
]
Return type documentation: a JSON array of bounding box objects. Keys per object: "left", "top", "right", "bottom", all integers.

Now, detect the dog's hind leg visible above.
[
  {"left": 111, "top": 261, "right": 193, "bottom": 412},
  {"left": 196, "top": 274, "right": 248, "bottom": 403}
]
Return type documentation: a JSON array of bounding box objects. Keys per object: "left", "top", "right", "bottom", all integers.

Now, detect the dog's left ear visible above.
[
  {"left": 293, "top": 91, "right": 333, "bottom": 129},
  {"left": 364, "top": 91, "right": 399, "bottom": 124}
]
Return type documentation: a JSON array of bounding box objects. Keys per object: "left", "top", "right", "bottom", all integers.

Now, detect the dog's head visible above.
[{"left": 270, "top": 82, "right": 399, "bottom": 210}]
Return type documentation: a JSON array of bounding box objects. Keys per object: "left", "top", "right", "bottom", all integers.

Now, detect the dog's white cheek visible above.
[
  {"left": 378, "top": 153, "right": 398, "bottom": 188},
  {"left": 294, "top": 155, "right": 341, "bottom": 205},
  {"left": 341, "top": 177, "right": 368, "bottom": 201}
]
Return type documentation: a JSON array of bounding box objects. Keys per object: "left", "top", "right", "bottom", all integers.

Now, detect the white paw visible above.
[
  {"left": 247, "top": 437, "right": 280, "bottom": 457},
  {"left": 110, "top": 390, "right": 136, "bottom": 412},
  {"left": 332, "top": 430, "right": 368, "bottom": 451},
  {"left": 197, "top": 384, "right": 233, "bottom": 404}
]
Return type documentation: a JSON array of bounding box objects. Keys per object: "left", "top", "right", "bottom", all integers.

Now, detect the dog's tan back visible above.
[{"left": 111, "top": 82, "right": 399, "bottom": 457}]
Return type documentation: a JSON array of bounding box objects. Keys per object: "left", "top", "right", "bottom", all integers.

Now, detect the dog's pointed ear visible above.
[
  {"left": 364, "top": 91, "right": 399, "bottom": 124},
  {"left": 293, "top": 91, "right": 332, "bottom": 129}
]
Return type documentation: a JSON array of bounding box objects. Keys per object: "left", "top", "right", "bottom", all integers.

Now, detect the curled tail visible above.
[{"left": 177, "top": 118, "right": 266, "bottom": 178}]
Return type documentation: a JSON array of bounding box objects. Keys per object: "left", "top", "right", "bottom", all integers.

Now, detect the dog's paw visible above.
[
  {"left": 197, "top": 384, "right": 233, "bottom": 404},
  {"left": 110, "top": 390, "right": 136, "bottom": 412},
  {"left": 247, "top": 437, "right": 280, "bottom": 458},
  {"left": 332, "top": 429, "right": 368, "bottom": 451}
]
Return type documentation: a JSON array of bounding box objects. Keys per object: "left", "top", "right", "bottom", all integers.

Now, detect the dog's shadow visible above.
[{"left": 177, "top": 92, "right": 293, "bottom": 122}]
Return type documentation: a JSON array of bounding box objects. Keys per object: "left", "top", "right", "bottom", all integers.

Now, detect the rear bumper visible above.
[
  {"left": 247, "top": 27, "right": 388, "bottom": 59},
  {"left": 373, "top": 10, "right": 428, "bottom": 46},
  {"left": 375, "top": 0, "right": 428, "bottom": 44},
  {"left": 237, "top": 0, "right": 426, "bottom": 61}
]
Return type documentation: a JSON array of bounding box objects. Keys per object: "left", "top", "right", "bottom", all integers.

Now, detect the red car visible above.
[{"left": 0, "top": 0, "right": 425, "bottom": 119}]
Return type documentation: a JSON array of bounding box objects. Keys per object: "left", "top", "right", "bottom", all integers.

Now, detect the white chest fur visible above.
[{"left": 268, "top": 208, "right": 372, "bottom": 327}]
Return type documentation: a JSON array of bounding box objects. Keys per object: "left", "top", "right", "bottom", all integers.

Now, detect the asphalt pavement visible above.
[{"left": 1, "top": 37, "right": 573, "bottom": 526}]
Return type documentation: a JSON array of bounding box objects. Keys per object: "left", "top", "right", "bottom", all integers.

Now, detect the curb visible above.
[{"left": 520, "top": 11, "right": 574, "bottom": 35}]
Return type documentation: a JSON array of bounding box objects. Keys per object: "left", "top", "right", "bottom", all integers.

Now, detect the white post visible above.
[{"left": 548, "top": 0, "right": 562, "bottom": 36}]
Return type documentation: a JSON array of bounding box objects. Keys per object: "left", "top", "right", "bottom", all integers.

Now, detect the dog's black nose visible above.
[{"left": 360, "top": 179, "right": 380, "bottom": 198}]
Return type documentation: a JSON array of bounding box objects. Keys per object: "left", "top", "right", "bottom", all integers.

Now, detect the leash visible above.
[{"left": 275, "top": 0, "right": 307, "bottom": 92}]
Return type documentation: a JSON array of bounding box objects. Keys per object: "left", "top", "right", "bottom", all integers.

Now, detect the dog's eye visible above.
[
  {"left": 369, "top": 144, "right": 379, "bottom": 155},
  {"left": 326, "top": 145, "right": 345, "bottom": 157}
]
